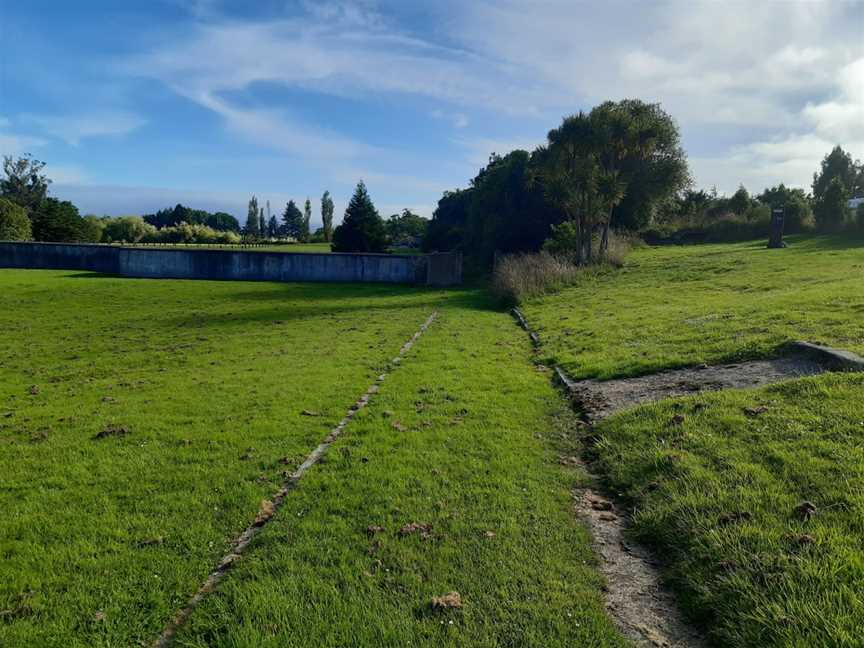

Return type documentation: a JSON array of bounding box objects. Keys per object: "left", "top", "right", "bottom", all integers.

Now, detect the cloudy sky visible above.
[{"left": 1, "top": 0, "right": 862, "bottom": 223}]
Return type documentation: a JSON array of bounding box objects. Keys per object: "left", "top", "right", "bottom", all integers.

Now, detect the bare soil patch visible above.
[
  {"left": 572, "top": 485, "right": 706, "bottom": 647},
  {"left": 559, "top": 355, "right": 825, "bottom": 422}
]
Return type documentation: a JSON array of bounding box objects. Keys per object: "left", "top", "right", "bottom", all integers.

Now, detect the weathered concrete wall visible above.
[
  {"left": 0, "top": 242, "right": 461, "bottom": 285},
  {"left": 426, "top": 252, "right": 463, "bottom": 287}
]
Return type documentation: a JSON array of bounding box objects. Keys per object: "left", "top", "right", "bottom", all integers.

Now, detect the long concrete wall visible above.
[{"left": 0, "top": 242, "right": 462, "bottom": 285}]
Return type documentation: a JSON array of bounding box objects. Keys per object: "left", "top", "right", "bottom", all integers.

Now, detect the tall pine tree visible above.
[
  {"left": 302, "top": 198, "right": 312, "bottom": 243},
  {"left": 245, "top": 196, "right": 259, "bottom": 238},
  {"left": 321, "top": 190, "right": 334, "bottom": 242},
  {"left": 282, "top": 200, "right": 304, "bottom": 240},
  {"left": 259, "top": 208, "right": 265, "bottom": 239},
  {"left": 332, "top": 181, "right": 387, "bottom": 253}
]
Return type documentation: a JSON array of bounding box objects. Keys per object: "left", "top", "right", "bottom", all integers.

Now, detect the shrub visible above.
[
  {"left": 784, "top": 198, "right": 815, "bottom": 233},
  {"left": 0, "top": 197, "right": 32, "bottom": 240},
  {"left": 490, "top": 252, "right": 581, "bottom": 305},
  {"left": 543, "top": 223, "right": 634, "bottom": 267},
  {"left": 542, "top": 221, "right": 580, "bottom": 257},
  {"left": 79, "top": 215, "right": 105, "bottom": 243},
  {"left": 102, "top": 216, "right": 156, "bottom": 243},
  {"left": 141, "top": 222, "right": 241, "bottom": 244}
]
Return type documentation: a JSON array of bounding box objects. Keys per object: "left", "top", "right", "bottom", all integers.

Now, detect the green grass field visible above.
[
  {"left": 522, "top": 235, "right": 864, "bottom": 379},
  {"left": 521, "top": 234, "right": 864, "bottom": 646},
  {"left": 0, "top": 270, "right": 622, "bottom": 646}
]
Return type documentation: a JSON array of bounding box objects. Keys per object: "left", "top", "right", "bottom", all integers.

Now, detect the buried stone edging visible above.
[
  {"left": 791, "top": 341, "right": 864, "bottom": 372},
  {"left": 151, "top": 311, "right": 439, "bottom": 648},
  {"left": 511, "top": 308, "right": 706, "bottom": 647}
]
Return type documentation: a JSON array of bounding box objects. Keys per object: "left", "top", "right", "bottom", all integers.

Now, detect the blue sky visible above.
[{"left": 1, "top": 1, "right": 862, "bottom": 226}]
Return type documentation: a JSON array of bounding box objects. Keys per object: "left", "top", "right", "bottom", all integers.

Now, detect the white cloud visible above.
[
  {"left": 0, "top": 118, "right": 47, "bottom": 156},
  {"left": 25, "top": 112, "right": 145, "bottom": 146},
  {"left": 0, "top": 132, "right": 47, "bottom": 156},
  {"left": 431, "top": 109, "right": 469, "bottom": 129},
  {"left": 191, "top": 90, "right": 378, "bottom": 161}
]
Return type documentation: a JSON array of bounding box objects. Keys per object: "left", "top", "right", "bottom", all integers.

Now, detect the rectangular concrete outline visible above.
[{"left": 151, "top": 311, "right": 439, "bottom": 647}]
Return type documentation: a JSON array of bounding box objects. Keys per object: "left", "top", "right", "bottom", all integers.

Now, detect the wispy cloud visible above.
[
  {"left": 431, "top": 109, "right": 469, "bottom": 129},
  {"left": 0, "top": 118, "right": 48, "bottom": 156},
  {"left": 25, "top": 112, "right": 145, "bottom": 146}
]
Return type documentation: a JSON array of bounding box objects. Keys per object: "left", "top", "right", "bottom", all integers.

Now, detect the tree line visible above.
[
  {"left": 422, "top": 101, "right": 863, "bottom": 262},
  {"left": 0, "top": 154, "right": 429, "bottom": 251}
]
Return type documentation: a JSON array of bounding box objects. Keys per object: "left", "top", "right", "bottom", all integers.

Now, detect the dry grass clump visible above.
[
  {"left": 602, "top": 230, "right": 634, "bottom": 268},
  {"left": 491, "top": 252, "right": 581, "bottom": 305},
  {"left": 492, "top": 231, "right": 635, "bottom": 304}
]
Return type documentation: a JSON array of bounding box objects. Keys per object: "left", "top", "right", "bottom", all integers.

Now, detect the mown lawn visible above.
[
  {"left": 522, "top": 235, "right": 864, "bottom": 379},
  {"left": 0, "top": 270, "right": 442, "bottom": 646},
  {"left": 595, "top": 373, "right": 864, "bottom": 646},
  {"left": 519, "top": 234, "right": 864, "bottom": 647},
  {"left": 1, "top": 271, "right": 623, "bottom": 647},
  {"left": 175, "top": 296, "right": 624, "bottom": 647}
]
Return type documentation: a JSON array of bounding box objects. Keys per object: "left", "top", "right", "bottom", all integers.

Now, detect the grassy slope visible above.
[
  {"left": 522, "top": 235, "right": 864, "bottom": 380},
  {"left": 595, "top": 373, "right": 864, "bottom": 646},
  {"left": 175, "top": 294, "right": 624, "bottom": 647},
  {"left": 520, "top": 234, "right": 864, "bottom": 646},
  {"left": 0, "top": 270, "right": 442, "bottom": 646}
]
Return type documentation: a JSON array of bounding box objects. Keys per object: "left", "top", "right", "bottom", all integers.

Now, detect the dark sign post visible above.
[{"left": 767, "top": 207, "right": 786, "bottom": 249}]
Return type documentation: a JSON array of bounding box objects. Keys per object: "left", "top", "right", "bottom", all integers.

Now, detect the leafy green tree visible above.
[
  {"left": 813, "top": 146, "right": 863, "bottom": 201},
  {"left": 386, "top": 209, "right": 428, "bottom": 245},
  {"left": 204, "top": 211, "right": 239, "bottom": 232},
  {"left": 603, "top": 100, "right": 689, "bottom": 233},
  {"left": 302, "top": 198, "right": 312, "bottom": 242},
  {"left": 79, "top": 215, "right": 105, "bottom": 242},
  {"left": 422, "top": 188, "right": 473, "bottom": 252},
  {"left": 321, "top": 191, "right": 334, "bottom": 242},
  {"left": 301, "top": 199, "right": 311, "bottom": 241},
  {"left": 814, "top": 177, "right": 850, "bottom": 232},
  {"left": 757, "top": 184, "right": 813, "bottom": 233},
  {"left": 30, "top": 198, "right": 85, "bottom": 242},
  {"left": 282, "top": 200, "right": 305, "bottom": 240},
  {"left": 102, "top": 216, "right": 156, "bottom": 243},
  {"left": 1, "top": 154, "right": 51, "bottom": 213},
  {"left": 0, "top": 197, "right": 32, "bottom": 240},
  {"left": 259, "top": 208, "right": 266, "bottom": 239},
  {"left": 857, "top": 203, "right": 864, "bottom": 231},
  {"left": 143, "top": 205, "right": 239, "bottom": 231},
  {"left": 536, "top": 120, "right": 600, "bottom": 263},
  {"left": 728, "top": 185, "right": 752, "bottom": 216},
  {"left": 245, "top": 196, "right": 260, "bottom": 238},
  {"left": 537, "top": 100, "right": 686, "bottom": 262},
  {"left": 332, "top": 181, "right": 387, "bottom": 253},
  {"left": 267, "top": 215, "right": 278, "bottom": 237}
]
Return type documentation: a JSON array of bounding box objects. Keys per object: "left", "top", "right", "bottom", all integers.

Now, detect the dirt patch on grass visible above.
[
  {"left": 559, "top": 356, "right": 826, "bottom": 422},
  {"left": 512, "top": 308, "right": 706, "bottom": 646},
  {"left": 573, "top": 484, "right": 706, "bottom": 647}
]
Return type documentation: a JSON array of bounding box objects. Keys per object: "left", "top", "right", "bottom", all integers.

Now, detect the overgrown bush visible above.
[
  {"left": 141, "top": 222, "right": 241, "bottom": 244},
  {"left": 102, "top": 216, "right": 156, "bottom": 243},
  {"left": 491, "top": 252, "right": 581, "bottom": 305}
]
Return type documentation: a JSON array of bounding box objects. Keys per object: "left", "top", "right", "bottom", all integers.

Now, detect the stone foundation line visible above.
[
  {"left": 510, "top": 307, "right": 705, "bottom": 648},
  {"left": 152, "top": 311, "right": 439, "bottom": 648}
]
